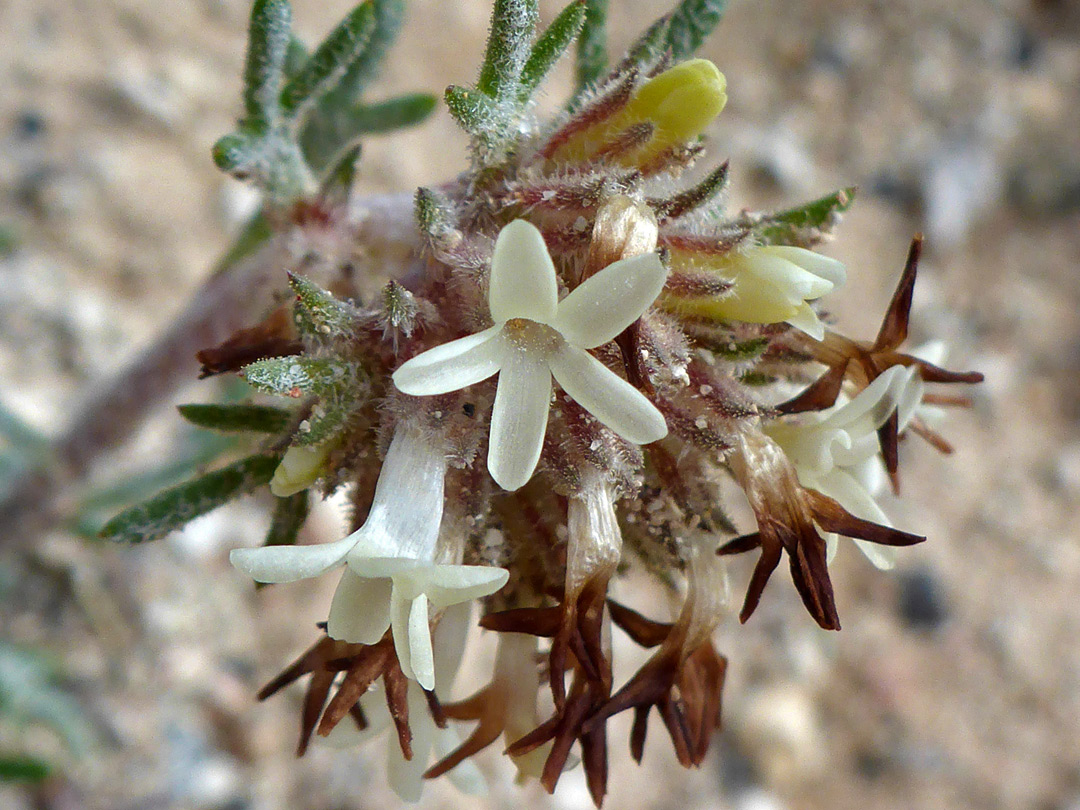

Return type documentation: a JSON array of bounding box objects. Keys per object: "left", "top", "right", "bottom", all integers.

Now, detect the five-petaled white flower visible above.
[
  {"left": 766, "top": 364, "right": 916, "bottom": 569},
  {"left": 392, "top": 219, "right": 669, "bottom": 491},
  {"left": 230, "top": 426, "right": 508, "bottom": 690}
]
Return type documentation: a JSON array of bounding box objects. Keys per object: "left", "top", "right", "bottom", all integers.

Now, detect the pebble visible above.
[{"left": 896, "top": 566, "right": 949, "bottom": 631}]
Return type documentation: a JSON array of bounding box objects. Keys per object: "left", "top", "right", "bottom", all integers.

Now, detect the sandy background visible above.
[{"left": 1, "top": 0, "right": 1078, "bottom": 809}]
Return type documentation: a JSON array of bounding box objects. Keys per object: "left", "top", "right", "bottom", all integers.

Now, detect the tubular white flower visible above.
[
  {"left": 322, "top": 603, "right": 487, "bottom": 801},
  {"left": 766, "top": 365, "right": 916, "bottom": 569},
  {"left": 667, "top": 245, "right": 846, "bottom": 340},
  {"left": 392, "top": 219, "right": 669, "bottom": 492},
  {"left": 230, "top": 426, "right": 508, "bottom": 690}
]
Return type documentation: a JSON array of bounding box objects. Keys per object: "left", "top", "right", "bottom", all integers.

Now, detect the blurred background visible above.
[{"left": 0, "top": 0, "right": 1077, "bottom": 808}]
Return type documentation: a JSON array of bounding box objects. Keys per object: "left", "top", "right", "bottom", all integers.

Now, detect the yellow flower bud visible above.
[
  {"left": 270, "top": 444, "right": 331, "bottom": 497},
  {"left": 554, "top": 59, "right": 727, "bottom": 167}
]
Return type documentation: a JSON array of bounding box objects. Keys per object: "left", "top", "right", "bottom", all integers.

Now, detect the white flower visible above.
[
  {"left": 766, "top": 364, "right": 916, "bottom": 569},
  {"left": 666, "top": 245, "right": 846, "bottom": 340},
  {"left": 392, "top": 219, "right": 669, "bottom": 491},
  {"left": 322, "top": 603, "right": 487, "bottom": 801},
  {"left": 230, "top": 426, "right": 508, "bottom": 690}
]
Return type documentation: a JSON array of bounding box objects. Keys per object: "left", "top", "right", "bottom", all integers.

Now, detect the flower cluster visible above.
[{"left": 188, "top": 1, "right": 985, "bottom": 805}]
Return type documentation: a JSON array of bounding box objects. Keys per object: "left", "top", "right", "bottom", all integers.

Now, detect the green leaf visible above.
[
  {"left": 283, "top": 33, "right": 309, "bottom": 78},
  {"left": 754, "top": 186, "right": 857, "bottom": 246},
  {"left": 279, "top": 1, "right": 377, "bottom": 119},
  {"left": 661, "top": 0, "right": 729, "bottom": 60},
  {"left": 0, "top": 755, "right": 51, "bottom": 783},
  {"left": 710, "top": 336, "right": 769, "bottom": 361},
  {"left": 575, "top": 0, "right": 608, "bottom": 92},
  {"left": 519, "top": 1, "right": 587, "bottom": 99},
  {"left": 301, "top": 93, "right": 435, "bottom": 171},
  {"left": 342, "top": 93, "right": 437, "bottom": 135},
  {"left": 444, "top": 85, "right": 501, "bottom": 138},
  {"left": 322, "top": 0, "right": 405, "bottom": 100},
  {"left": 414, "top": 187, "right": 455, "bottom": 239},
  {"left": 288, "top": 273, "right": 359, "bottom": 339},
  {"left": 478, "top": 0, "right": 539, "bottom": 101},
  {"left": 243, "top": 0, "right": 293, "bottom": 125},
  {"left": 98, "top": 454, "right": 279, "bottom": 544},
  {"left": 242, "top": 356, "right": 354, "bottom": 397},
  {"left": 264, "top": 490, "right": 309, "bottom": 547},
  {"left": 211, "top": 131, "right": 259, "bottom": 175},
  {"left": 177, "top": 403, "right": 292, "bottom": 434}
]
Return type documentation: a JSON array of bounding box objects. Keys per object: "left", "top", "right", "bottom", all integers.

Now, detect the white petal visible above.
[
  {"left": 326, "top": 570, "right": 393, "bottom": 643},
  {"left": 814, "top": 469, "right": 897, "bottom": 571},
  {"left": 549, "top": 344, "right": 667, "bottom": 445},
  {"left": 488, "top": 220, "right": 559, "bottom": 323},
  {"left": 229, "top": 532, "right": 358, "bottom": 583},
  {"left": 392, "top": 325, "right": 507, "bottom": 396},
  {"left": 896, "top": 368, "right": 924, "bottom": 432},
  {"left": 552, "top": 253, "right": 666, "bottom": 349},
  {"left": 402, "top": 564, "right": 509, "bottom": 609},
  {"left": 390, "top": 589, "right": 417, "bottom": 683},
  {"left": 751, "top": 251, "right": 834, "bottom": 300},
  {"left": 386, "top": 685, "right": 435, "bottom": 802},
  {"left": 784, "top": 302, "right": 826, "bottom": 340},
  {"left": 766, "top": 246, "right": 847, "bottom": 287},
  {"left": 487, "top": 350, "right": 551, "bottom": 491},
  {"left": 432, "top": 602, "right": 472, "bottom": 696},
  {"left": 436, "top": 727, "right": 488, "bottom": 795},
  {"left": 407, "top": 593, "right": 436, "bottom": 690}
]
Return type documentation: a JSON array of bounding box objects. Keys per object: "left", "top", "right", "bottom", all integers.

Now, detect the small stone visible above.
[{"left": 896, "top": 566, "right": 949, "bottom": 631}]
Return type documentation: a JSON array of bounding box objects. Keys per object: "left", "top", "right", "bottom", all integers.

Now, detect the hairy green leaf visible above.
[
  {"left": 710, "top": 336, "right": 769, "bottom": 361},
  {"left": 414, "top": 186, "right": 455, "bottom": 239},
  {"left": 279, "top": 2, "right": 377, "bottom": 119},
  {"left": 0, "top": 755, "right": 51, "bottom": 784},
  {"left": 661, "top": 0, "right": 729, "bottom": 60},
  {"left": 301, "top": 93, "right": 435, "bottom": 171},
  {"left": 520, "top": 1, "right": 587, "bottom": 98},
  {"left": 177, "top": 403, "right": 292, "bottom": 434},
  {"left": 575, "top": 0, "right": 609, "bottom": 92},
  {"left": 754, "top": 186, "right": 857, "bottom": 247},
  {"left": 243, "top": 0, "right": 293, "bottom": 124},
  {"left": 323, "top": 0, "right": 405, "bottom": 100},
  {"left": 242, "top": 356, "right": 354, "bottom": 397},
  {"left": 99, "top": 454, "right": 279, "bottom": 544},
  {"left": 444, "top": 85, "right": 502, "bottom": 137},
  {"left": 265, "top": 490, "right": 309, "bottom": 547},
  {"left": 288, "top": 273, "right": 359, "bottom": 338},
  {"left": 478, "top": 0, "right": 539, "bottom": 101}
]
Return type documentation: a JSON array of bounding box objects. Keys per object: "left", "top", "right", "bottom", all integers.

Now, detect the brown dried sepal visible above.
[
  {"left": 196, "top": 305, "right": 303, "bottom": 378},
  {"left": 719, "top": 488, "right": 925, "bottom": 630},
  {"left": 782, "top": 235, "right": 984, "bottom": 482},
  {"left": 257, "top": 633, "right": 413, "bottom": 759},
  {"left": 590, "top": 601, "right": 728, "bottom": 767}
]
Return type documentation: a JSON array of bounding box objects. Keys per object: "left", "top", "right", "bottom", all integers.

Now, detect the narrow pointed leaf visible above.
[
  {"left": 318, "top": 144, "right": 362, "bottom": 207},
  {"left": 520, "top": 1, "right": 587, "bottom": 99},
  {"left": 754, "top": 187, "right": 857, "bottom": 247},
  {"left": 265, "top": 490, "right": 310, "bottom": 547},
  {"left": 98, "top": 454, "right": 279, "bottom": 544},
  {"left": 661, "top": 0, "right": 729, "bottom": 60},
  {"left": 289, "top": 273, "right": 359, "bottom": 338},
  {"left": 478, "top": 0, "right": 539, "bottom": 101},
  {"left": 243, "top": 0, "right": 293, "bottom": 124},
  {"left": 284, "top": 33, "right": 309, "bottom": 78},
  {"left": 0, "top": 756, "right": 51, "bottom": 784},
  {"left": 320, "top": 0, "right": 406, "bottom": 100},
  {"left": 177, "top": 403, "right": 293, "bottom": 434},
  {"left": 301, "top": 93, "right": 435, "bottom": 169},
  {"left": 576, "top": 0, "right": 609, "bottom": 92},
  {"left": 444, "top": 85, "right": 501, "bottom": 137},
  {"left": 414, "top": 186, "right": 455, "bottom": 237},
  {"left": 279, "top": 2, "right": 377, "bottom": 119},
  {"left": 344, "top": 93, "right": 437, "bottom": 135}
]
